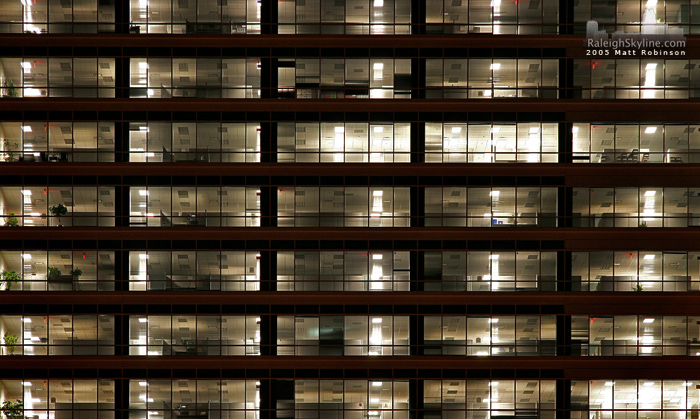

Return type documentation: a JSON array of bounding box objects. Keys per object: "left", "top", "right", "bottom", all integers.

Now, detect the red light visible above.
[{"left": 83, "top": 253, "right": 86, "bottom": 259}]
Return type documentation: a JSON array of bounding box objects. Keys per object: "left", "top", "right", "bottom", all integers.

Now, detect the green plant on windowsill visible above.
[
  {"left": 70, "top": 267, "right": 82, "bottom": 280},
  {"left": 3, "top": 139, "right": 19, "bottom": 162},
  {"left": 2, "top": 79, "right": 19, "bottom": 98},
  {"left": 633, "top": 285, "right": 644, "bottom": 291},
  {"left": 2, "top": 332, "right": 19, "bottom": 356},
  {"left": 1, "top": 399, "right": 24, "bottom": 419},
  {"left": 5, "top": 213, "right": 19, "bottom": 227},
  {"left": 1, "top": 270, "right": 21, "bottom": 291},
  {"left": 47, "top": 267, "right": 62, "bottom": 281},
  {"left": 639, "top": 221, "right": 647, "bottom": 227},
  {"left": 49, "top": 203, "right": 67, "bottom": 226}
]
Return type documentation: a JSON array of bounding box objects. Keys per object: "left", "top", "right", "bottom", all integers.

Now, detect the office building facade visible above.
[{"left": 1, "top": 2, "right": 700, "bottom": 419}]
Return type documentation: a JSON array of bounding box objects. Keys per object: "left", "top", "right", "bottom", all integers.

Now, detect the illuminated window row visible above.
[
  {"left": 0, "top": 186, "right": 116, "bottom": 227},
  {"left": 9, "top": 0, "right": 700, "bottom": 35},
  {"left": 0, "top": 380, "right": 115, "bottom": 418},
  {"left": 129, "top": 186, "right": 261, "bottom": 227},
  {"left": 128, "top": 380, "right": 260, "bottom": 417},
  {"left": 277, "top": 187, "right": 410, "bottom": 227},
  {"left": 574, "top": 0, "right": 700, "bottom": 35},
  {"left": 0, "top": 0, "right": 115, "bottom": 33},
  {"left": 292, "top": 380, "right": 409, "bottom": 417},
  {"left": 6, "top": 187, "right": 700, "bottom": 228},
  {"left": 0, "top": 250, "right": 115, "bottom": 291},
  {"left": 8, "top": 121, "right": 700, "bottom": 165},
  {"left": 277, "top": 251, "right": 410, "bottom": 291},
  {"left": 0, "top": 121, "right": 115, "bottom": 163},
  {"left": 424, "top": 316, "right": 556, "bottom": 356},
  {"left": 278, "top": 0, "right": 411, "bottom": 34},
  {"left": 129, "top": 122, "right": 261, "bottom": 163},
  {"left": 5, "top": 313, "right": 700, "bottom": 357},
  {"left": 277, "top": 122, "right": 411, "bottom": 163},
  {"left": 572, "top": 187, "right": 700, "bottom": 227},
  {"left": 570, "top": 379, "right": 700, "bottom": 413},
  {"left": 129, "top": 0, "right": 261, "bottom": 34},
  {"left": 422, "top": 251, "right": 558, "bottom": 291},
  {"left": 128, "top": 250, "right": 261, "bottom": 291},
  {"left": 572, "top": 251, "right": 700, "bottom": 292},
  {"left": 278, "top": 58, "right": 412, "bottom": 99},
  {"left": 3, "top": 379, "right": 700, "bottom": 418},
  {"left": 0, "top": 315, "right": 114, "bottom": 355},
  {"left": 7, "top": 250, "right": 700, "bottom": 293},
  {"left": 277, "top": 315, "right": 557, "bottom": 357},
  {"left": 425, "top": 59, "right": 559, "bottom": 99},
  {"left": 278, "top": 316, "right": 409, "bottom": 355},
  {"left": 129, "top": 315, "right": 260, "bottom": 355},
  {"left": 424, "top": 380, "right": 557, "bottom": 414},
  {"left": 573, "top": 123, "right": 700, "bottom": 164},
  {"left": 7, "top": 121, "right": 700, "bottom": 165},
  {"left": 425, "top": 123, "right": 558, "bottom": 163},
  {"left": 0, "top": 57, "right": 115, "bottom": 98},
  {"left": 425, "top": 0, "right": 558, "bottom": 35},
  {"left": 5, "top": 58, "right": 700, "bottom": 100},
  {"left": 424, "top": 187, "right": 559, "bottom": 227},
  {"left": 573, "top": 59, "right": 700, "bottom": 99},
  {"left": 129, "top": 58, "right": 261, "bottom": 98},
  {"left": 572, "top": 315, "right": 700, "bottom": 356}
]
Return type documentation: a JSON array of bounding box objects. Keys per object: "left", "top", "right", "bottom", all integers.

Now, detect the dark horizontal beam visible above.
[
  {"left": 0, "top": 163, "right": 699, "bottom": 186},
  {"left": 2, "top": 34, "right": 700, "bottom": 56},
  {"left": 0, "top": 34, "right": 598, "bottom": 49},
  {"left": 2, "top": 227, "right": 700, "bottom": 250},
  {"left": 4, "top": 99, "right": 700, "bottom": 121},
  {"left": 0, "top": 292, "right": 699, "bottom": 315},
  {"left": 1, "top": 356, "right": 700, "bottom": 379}
]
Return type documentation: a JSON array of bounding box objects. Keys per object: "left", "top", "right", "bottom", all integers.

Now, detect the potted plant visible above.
[
  {"left": 5, "top": 213, "right": 19, "bottom": 227},
  {"left": 1, "top": 399, "right": 24, "bottom": 418},
  {"left": 47, "top": 267, "right": 62, "bottom": 281},
  {"left": 639, "top": 221, "right": 647, "bottom": 227},
  {"left": 1, "top": 270, "right": 21, "bottom": 291},
  {"left": 70, "top": 267, "right": 82, "bottom": 280},
  {"left": 49, "top": 203, "right": 67, "bottom": 226},
  {"left": 2, "top": 332, "right": 19, "bottom": 356},
  {"left": 2, "top": 79, "right": 19, "bottom": 98},
  {"left": 3, "top": 139, "right": 19, "bottom": 162},
  {"left": 633, "top": 285, "right": 644, "bottom": 291}
]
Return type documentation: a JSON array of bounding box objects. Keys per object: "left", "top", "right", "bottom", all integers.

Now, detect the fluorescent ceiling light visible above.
[
  {"left": 644, "top": 126, "right": 657, "bottom": 134},
  {"left": 490, "top": 63, "right": 500, "bottom": 70},
  {"left": 644, "top": 191, "right": 656, "bottom": 197}
]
